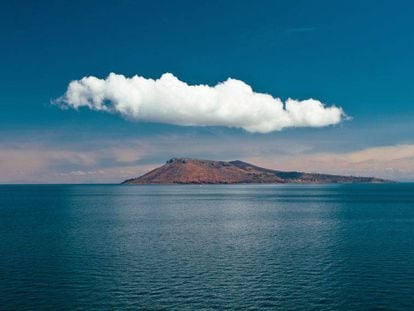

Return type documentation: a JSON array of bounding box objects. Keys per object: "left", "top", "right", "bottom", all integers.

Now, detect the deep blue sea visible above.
[{"left": 1, "top": 184, "right": 413, "bottom": 310}]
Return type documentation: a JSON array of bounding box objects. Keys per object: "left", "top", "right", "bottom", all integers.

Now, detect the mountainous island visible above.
[{"left": 122, "top": 158, "right": 390, "bottom": 184}]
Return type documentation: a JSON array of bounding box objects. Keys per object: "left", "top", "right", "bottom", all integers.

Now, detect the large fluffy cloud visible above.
[{"left": 57, "top": 73, "right": 345, "bottom": 133}]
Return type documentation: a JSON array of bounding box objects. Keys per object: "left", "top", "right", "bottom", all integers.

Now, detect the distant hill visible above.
[{"left": 122, "top": 158, "right": 390, "bottom": 184}]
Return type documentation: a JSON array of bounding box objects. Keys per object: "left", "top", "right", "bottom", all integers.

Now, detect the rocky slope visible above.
[{"left": 122, "top": 158, "right": 390, "bottom": 184}]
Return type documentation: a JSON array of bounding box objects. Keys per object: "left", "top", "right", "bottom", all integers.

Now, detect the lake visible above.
[{"left": 1, "top": 184, "right": 413, "bottom": 310}]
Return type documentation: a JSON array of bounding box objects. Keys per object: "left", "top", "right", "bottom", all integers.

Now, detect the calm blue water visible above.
[{"left": 0, "top": 184, "right": 413, "bottom": 310}]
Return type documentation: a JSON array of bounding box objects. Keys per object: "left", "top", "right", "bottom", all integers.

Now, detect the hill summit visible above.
[{"left": 122, "top": 158, "right": 389, "bottom": 184}]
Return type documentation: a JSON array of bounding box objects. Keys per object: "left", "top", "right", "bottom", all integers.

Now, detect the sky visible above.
[{"left": 1, "top": 0, "right": 414, "bottom": 183}]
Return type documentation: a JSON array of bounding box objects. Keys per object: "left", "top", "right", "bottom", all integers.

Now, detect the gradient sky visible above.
[{"left": 1, "top": 0, "right": 414, "bottom": 183}]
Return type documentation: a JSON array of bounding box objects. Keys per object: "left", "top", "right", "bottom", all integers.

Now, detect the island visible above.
[{"left": 122, "top": 158, "right": 390, "bottom": 184}]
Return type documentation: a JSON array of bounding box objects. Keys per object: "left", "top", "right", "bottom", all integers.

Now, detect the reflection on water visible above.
[{"left": 0, "top": 184, "right": 414, "bottom": 310}]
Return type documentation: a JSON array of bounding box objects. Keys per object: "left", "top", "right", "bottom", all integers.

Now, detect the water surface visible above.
[{"left": 1, "top": 184, "right": 413, "bottom": 310}]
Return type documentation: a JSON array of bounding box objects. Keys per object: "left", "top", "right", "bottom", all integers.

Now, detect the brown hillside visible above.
[{"left": 122, "top": 158, "right": 390, "bottom": 184}]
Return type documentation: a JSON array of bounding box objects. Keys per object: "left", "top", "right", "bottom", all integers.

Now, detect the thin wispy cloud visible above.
[
  {"left": 248, "top": 144, "right": 414, "bottom": 181},
  {"left": 2, "top": 137, "right": 414, "bottom": 183},
  {"left": 56, "top": 73, "right": 345, "bottom": 133}
]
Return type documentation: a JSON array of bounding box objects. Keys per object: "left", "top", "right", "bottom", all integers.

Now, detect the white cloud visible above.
[{"left": 57, "top": 73, "right": 345, "bottom": 133}]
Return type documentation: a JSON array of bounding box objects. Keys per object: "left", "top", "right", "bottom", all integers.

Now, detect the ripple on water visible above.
[{"left": 0, "top": 184, "right": 414, "bottom": 310}]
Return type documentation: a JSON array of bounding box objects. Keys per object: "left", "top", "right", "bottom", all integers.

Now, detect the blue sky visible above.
[{"left": 1, "top": 0, "right": 413, "bottom": 183}]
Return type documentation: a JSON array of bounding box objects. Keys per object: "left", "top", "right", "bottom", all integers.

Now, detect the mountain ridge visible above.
[{"left": 122, "top": 158, "right": 391, "bottom": 184}]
